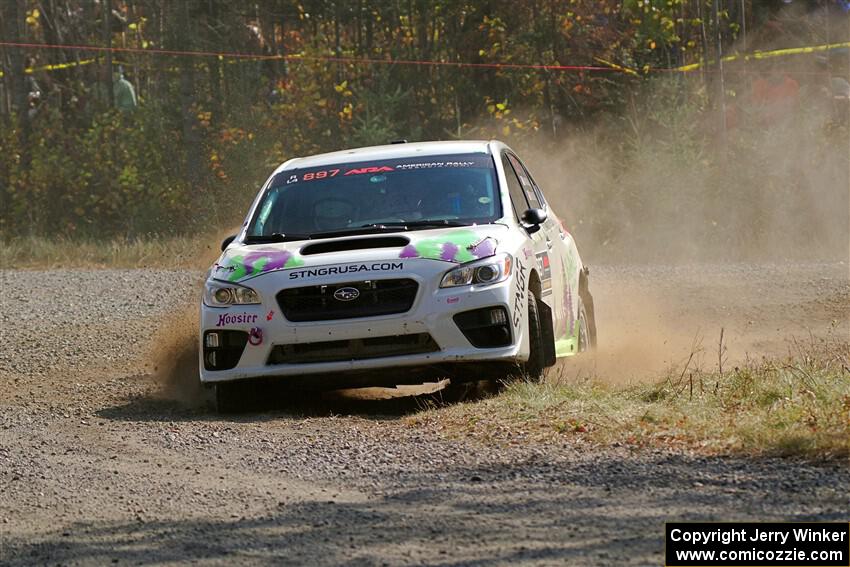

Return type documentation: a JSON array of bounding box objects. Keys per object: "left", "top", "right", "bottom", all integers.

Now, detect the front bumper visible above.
[{"left": 198, "top": 258, "right": 528, "bottom": 384}]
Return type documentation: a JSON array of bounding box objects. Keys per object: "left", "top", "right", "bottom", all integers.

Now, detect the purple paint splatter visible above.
[
  {"left": 243, "top": 250, "right": 292, "bottom": 276},
  {"left": 470, "top": 237, "right": 496, "bottom": 258},
  {"left": 440, "top": 242, "right": 459, "bottom": 261},
  {"left": 399, "top": 245, "right": 419, "bottom": 259}
]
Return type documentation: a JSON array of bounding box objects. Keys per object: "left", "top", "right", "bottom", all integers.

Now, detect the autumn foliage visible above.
[{"left": 0, "top": 1, "right": 846, "bottom": 255}]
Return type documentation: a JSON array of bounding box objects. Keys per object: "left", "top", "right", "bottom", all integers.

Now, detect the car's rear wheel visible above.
[
  {"left": 523, "top": 292, "right": 546, "bottom": 381},
  {"left": 577, "top": 298, "right": 591, "bottom": 353},
  {"left": 578, "top": 286, "right": 597, "bottom": 351}
]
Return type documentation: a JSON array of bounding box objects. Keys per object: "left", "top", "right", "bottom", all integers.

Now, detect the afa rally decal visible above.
[{"left": 399, "top": 231, "right": 497, "bottom": 263}]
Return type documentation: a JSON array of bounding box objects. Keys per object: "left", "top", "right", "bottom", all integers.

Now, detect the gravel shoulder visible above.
[{"left": 1, "top": 264, "right": 848, "bottom": 566}]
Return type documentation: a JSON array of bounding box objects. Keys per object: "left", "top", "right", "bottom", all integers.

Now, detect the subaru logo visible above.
[{"left": 333, "top": 287, "right": 360, "bottom": 301}]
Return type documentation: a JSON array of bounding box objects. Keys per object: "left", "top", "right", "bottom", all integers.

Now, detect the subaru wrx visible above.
[{"left": 200, "top": 140, "right": 596, "bottom": 411}]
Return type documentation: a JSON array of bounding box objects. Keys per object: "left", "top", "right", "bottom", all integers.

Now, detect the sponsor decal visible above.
[
  {"left": 213, "top": 263, "right": 236, "bottom": 274},
  {"left": 216, "top": 313, "right": 259, "bottom": 327},
  {"left": 218, "top": 249, "right": 305, "bottom": 282},
  {"left": 394, "top": 161, "right": 475, "bottom": 170},
  {"left": 512, "top": 261, "right": 527, "bottom": 328},
  {"left": 288, "top": 262, "right": 404, "bottom": 280},
  {"left": 302, "top": 169, "right": 340, "bottom": 181},
  {"left": 270, "top": 154, "right": 493, "bottom": 189},
  {"left": 399, "top": 231, "right": 497, "bottom": 263},
  {"left": 344, "top": 165, "right": 394, "bottom": 176},
  {"left": 558, "top": 251, "right": 579, "bottom": 340},
  {"left": 522, "top": 247, "right": 533, "bottom": 260},
  {"left": 248, "top": 327, "right": 263, "bottom": 346},
  {"left": 446, "top": 296, "right": 460, "bottom": 304},
  {"left": 558, "top": 218, "right": 570, "bottom": 239},
  {"left": 565, "top": 285, "right": 575, "bottom": 336},
  {"left": 536, "top": 251, "right": 552, "bottom": 293},
  {"left": 266, "top": 310, "right": 274, "bottom": 321}
]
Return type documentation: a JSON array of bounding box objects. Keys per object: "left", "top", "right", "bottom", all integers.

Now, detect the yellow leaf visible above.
[
  {"left": 496, "top": 102, "right": 506, "bottom": 111},
  {"left": 501, "top": 125, "right": 511, "bottom": 136},
  {"left": 128, "top": 22, "right": 138, "bottom": 30},
  {"left": 478, "top": 49, "right": 486, "bottom": 56}
]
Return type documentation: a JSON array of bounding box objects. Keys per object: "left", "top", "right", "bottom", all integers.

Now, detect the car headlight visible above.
[
  {"left": 440, "top": 253, "right": 513, "bottom": 288},
  {"left": 204, "top": 281, "right": 261, "bottom": 307}
]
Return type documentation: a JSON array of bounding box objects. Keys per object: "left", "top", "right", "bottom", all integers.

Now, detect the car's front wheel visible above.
[
  {"left": 214, "top": 380, "right": 256, "bottom": 413},
  {"left": 523, "top": 291, "right": 546, "bottom": 381}
]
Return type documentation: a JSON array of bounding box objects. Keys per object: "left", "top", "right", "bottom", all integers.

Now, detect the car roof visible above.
[{"left": 273, "top": 140, "right": 498, "bottom": 173}]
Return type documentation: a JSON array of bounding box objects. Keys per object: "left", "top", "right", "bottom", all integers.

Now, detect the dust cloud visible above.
[
  {"left": 149, "top": 303, "right": 205, "bottom": 405},
  {"left": 512, "top": 18, "right": 849, "bottom": 383},
  {"left": 520, "top": 98, "right": 848, "bottom": 264}
]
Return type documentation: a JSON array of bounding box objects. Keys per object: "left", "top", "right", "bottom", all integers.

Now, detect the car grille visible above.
[
  {"left": 276, "top": 279, "right": 418, "bottom": 322},
  {"left": 267, "top": 333, "right": 439, "bottom": 365}
]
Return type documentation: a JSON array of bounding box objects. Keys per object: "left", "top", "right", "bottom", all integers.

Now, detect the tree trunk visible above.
[
  {"left": 177, "top": 1, "right": 202, "bottom": 187},
  {"left": 6, "top": 0, "right": 30, "bottom": 165},
  {"left": 102, "top": 0, "right": 114, "bottom": 108}
]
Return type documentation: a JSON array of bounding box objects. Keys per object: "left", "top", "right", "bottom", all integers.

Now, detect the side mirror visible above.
[
  {"left": 521, "top": 208, "right": 547, "bottom": 226},
  {"left": 221, "top": 234, "right": 237, "bottom": 251}
]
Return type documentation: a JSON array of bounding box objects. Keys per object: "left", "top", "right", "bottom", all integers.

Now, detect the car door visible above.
[
  {"left": 502, "top": 153, "right": 549, "bottom": 301},
  {"left": 509, "top": 154, "right": 578, "bottom": 351}
]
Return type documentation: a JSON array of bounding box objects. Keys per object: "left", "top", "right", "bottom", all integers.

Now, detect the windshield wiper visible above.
[
  {"left": 360, "top": 219, "right": 470, "bottom": 230},
  {"left": 401, "top": 219, "right": 470, "bottom": 228}
]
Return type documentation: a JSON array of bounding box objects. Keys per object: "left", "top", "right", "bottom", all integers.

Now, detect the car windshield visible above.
[{"left": 246, "top": 153, "right": 499, "bottom": 239}]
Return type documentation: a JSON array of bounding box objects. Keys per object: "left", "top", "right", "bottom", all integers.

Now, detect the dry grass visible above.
[
  {"left": 409, "top": 336, "right": 850, "bottom": 458},
  {"left": 0, "top": 235, "right": 227, "bottom": 270}
]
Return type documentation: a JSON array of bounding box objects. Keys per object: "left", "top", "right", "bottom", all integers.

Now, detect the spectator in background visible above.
[
  {"left": 25, "top": 57, "right": 44, "bottom": 119},
  {"left": 114, "top": 66, "right": 137, "bottom": 111},
  {"left": 751, "top": 69, "right": 799, "bottom": 125}
]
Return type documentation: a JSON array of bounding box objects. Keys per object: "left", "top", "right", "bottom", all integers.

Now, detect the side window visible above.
[
  {"left": 514, "top": 157, "right": 548, "bottom": 209},
  {"left": 507, "top": 154, "right": 542, "bottom": 210},
  {"left": 501, "top": 154, "right": 528, "bottom": 220}
]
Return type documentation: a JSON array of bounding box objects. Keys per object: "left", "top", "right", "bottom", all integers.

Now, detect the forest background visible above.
[{"left": 1, "top": 0, "right": 847, "bottom": 262}]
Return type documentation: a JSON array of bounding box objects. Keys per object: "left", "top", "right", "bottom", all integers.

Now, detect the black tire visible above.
[
  {"left": 579, "top": 288, "right": 597, "bottom": 350},
  {"left": 214, "top": 380, "right": 256, "bottom": 413},
  {"left": 523, "top": 292, "right": 546, "bottom": 381},
  {"left": 576, "top": 298, "right": 591, "bottom": 353}
]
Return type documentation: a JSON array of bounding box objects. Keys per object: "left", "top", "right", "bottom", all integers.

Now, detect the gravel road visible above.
[{"left": 1, "top": 263, "right": 848, "bottom": 566}]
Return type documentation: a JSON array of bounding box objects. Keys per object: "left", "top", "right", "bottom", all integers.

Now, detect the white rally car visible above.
[{"left": 200, "top": 140, "right": 596, "bottom": 410}]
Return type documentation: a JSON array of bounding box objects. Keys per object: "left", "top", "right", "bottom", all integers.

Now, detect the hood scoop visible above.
[{"left": 300, "top": 236, "right": 410, "bottom": 256}]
